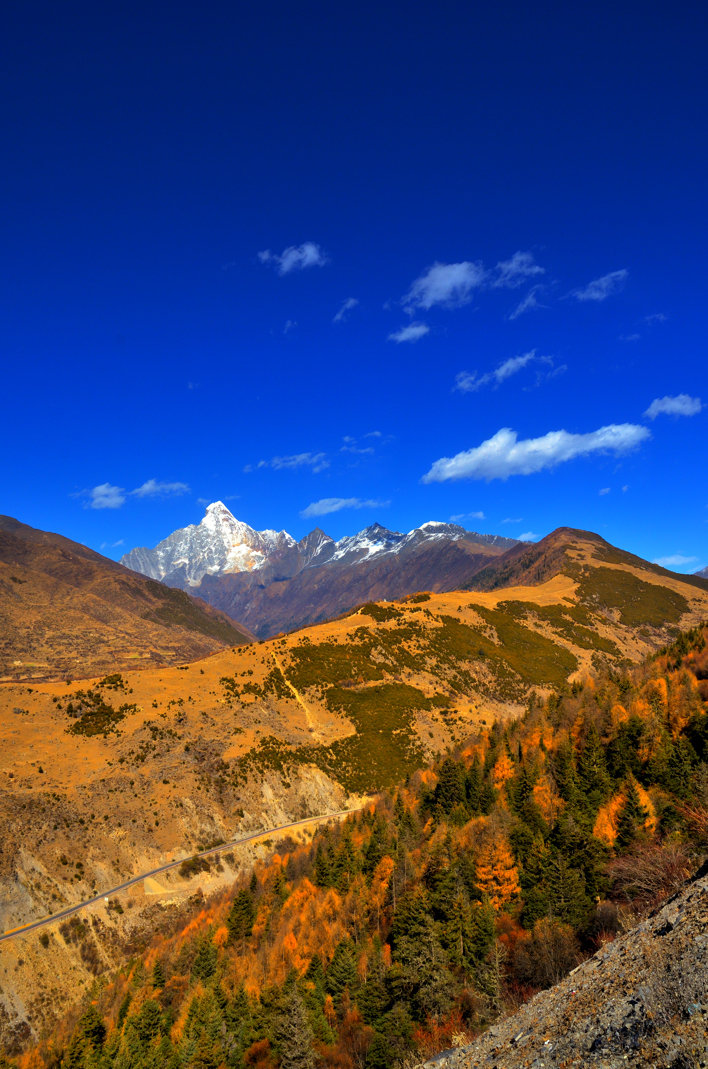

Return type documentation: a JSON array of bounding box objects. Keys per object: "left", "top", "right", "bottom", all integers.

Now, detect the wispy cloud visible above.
[
  {"left": 258, "top": 242, "right": 329, "bottom": 275},
  {"left": 652, "top": 553, "right": 698, "bottom": 569},
  {"left": 508, "top": 285, "right": 546, "bottom": 320},
  {"left": 644, "top": 394, "right": 703, "bottom": 419},
  {"left": 455, "top": 350, "right": 552, "bottom": 393},
  {"left": 645, "top": 312, "right": 667, "bottom": 325},
  {"left": 450, "top": 511, "right": 486, "bottom": 522},
  {"left": 333, "top": 297, "right": 359, "bottom": 323},
  {"left": 518, "top": 531, "right": 538, "bottom": 542},
  {"left": 100, "top": 538, "right": 125, "bottom": 549},
  {"left": 300, "top": 497, "right": 390, "bottom": 518},
  {"left": 599, "top": 487, "right": 611, "bottom": 495},
  {"left": 341, "top": 435, "right": 374, "bottom": 456},
  {"left": 132, "top": 479, "right": 190, "bottom": 499},
  {"left": 86, "top": 483, "right": 126, "bottom": 509},
  {"left": 402, "top": 262, "right": 487, "bottom": 312},
  {"left": 422, "top": 423, "right": 650, "bottom": 483},
  {"left": 502, "top": 517, "right": 523, "bottom": 524},
  {"left": 571, "top": 269, "right": 628, "bottom": 302},
  {"left": 619, "top": 333, "right": 641, "bottom": 342},
  {"left": 388, "top": 322, "right": 430, "bottom": 343},
  {"left": 283, "top": 319, "right": 297, "bottom": 334},
  {"left": 493, "top": 251, "right": 545, "bottom": 288},
  {"left": 81, "top": 478, "right": 190, "bottom": 509},
  {"left": 244, "top": 452, "right": 329, "bottom": 474}
]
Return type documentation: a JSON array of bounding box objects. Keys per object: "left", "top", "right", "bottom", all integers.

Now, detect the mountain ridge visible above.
[
  {"left": 0, "top": 514, "right": 253, "bottom": 681},
  {"left": 120, "top": 502, "right": 519, "bottom": 637}
]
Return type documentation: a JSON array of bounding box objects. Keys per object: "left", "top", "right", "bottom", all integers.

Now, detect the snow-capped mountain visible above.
[
  {"left": 122, "top": 501, "right": 301, "bottom": 586},
  {"left": 696, "top": 565, "right": 708, "bottom": 579},
  {"left": 121, "top": 502, "right": 519, "bottom": 638}
]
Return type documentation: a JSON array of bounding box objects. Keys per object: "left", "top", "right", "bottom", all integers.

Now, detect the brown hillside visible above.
[
  {"left": 192, "top": 534, "right": 509, "bottom": 638},
  {"left": 0, "top": 516, "right": 253, "bottom": 681}
]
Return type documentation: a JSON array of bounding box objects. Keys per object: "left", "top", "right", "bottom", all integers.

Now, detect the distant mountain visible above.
[
  {"left": 696, "top": 564, "right": 708, "bottom": 578},
  {"left": 0, "top": 515, "right": 253, "bottom": 681},
  {"left": 466, "top": 525, "right": 708, "bottom": 597},
  {"left": 121, "top": 502, "right": 519, "bottom": 637}
]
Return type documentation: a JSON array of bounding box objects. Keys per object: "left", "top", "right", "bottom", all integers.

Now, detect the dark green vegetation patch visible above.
[
  {"left": 575, "top": 567, "right": 689, "bottom": 628},
  {"left": 497, "top": 601, "right": 619, "bottom": 656},
  {"left": 142, "top": 581, "right": 250, "bottom": 645},
  {"left": 53, "top": 689, "right": 137, "bottom": 736}
]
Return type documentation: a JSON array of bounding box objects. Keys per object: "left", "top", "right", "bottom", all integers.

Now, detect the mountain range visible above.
[{"left": 121, "top": 501, "right": 519, "bottom": 637}]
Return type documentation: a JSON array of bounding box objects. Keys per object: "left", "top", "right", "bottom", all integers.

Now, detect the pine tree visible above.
[
  {"left": 273, "top": 989, "right": 315, "bottom": 1069},
  {"left": 577, "top": 724, "right": 612, "bottom": 813},
  {"left": 615, "top": 777, "right": 649, "bottom": 851},
  {"left": 325, "top": 939, "right": 359, "bottom": 1007},
  {"left": 227, "top": 887, "right": 256, "bottom": 946},
  {"left": 152, "top": 958, "right": 166, "bottom": 989}
]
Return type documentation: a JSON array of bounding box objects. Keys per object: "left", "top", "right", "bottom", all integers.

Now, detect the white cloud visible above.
[
  {"left": 131, "top": 479, "right": 190, "bottom": 499},
  {"left": 422, "top": 423, "right": 650, "bottom": 483},
  {"left": 493, "top": 251, "right": 545, "bottom": 288},
  {"left": 301, "top": 497, "right": 389, "bottom": 518},
  {"left": 572, "top": 269, "right": 628, "bottom": 302},
  {"left": 403, "top": 261, "right": 487, "bottom": 312},
  {"left": 333, "top": 297, "right": 359, "bottom": 323},
  {"left": 518, "top": 531, "right": 538, "bottom": 542},
  {"left": 258, "top": 242, "right": 328, "bottom": 275},
  {"left": 450, "top": 511, "right": 486, "bottom": 522},
  {"left": 644, "top": 394, "right": 703, "bottom": 419},
  {"left": 652, "top": 553, "right": 698, "bottom": 568},
  {"left": 508, "top": 285, "right": 545, "bottom": 320},
  {"left": 82, "top": 478, "right": 189, "bottom": 509},
  {"left": 599, "top": 487, "right": 611, "bottom": 495},
  {"left": 244, "top": 452, "right": 329, "bottom": 474},
  {"left": 502, "top": 517, "right": 523, "bottom": 524},
  {"left": 388, "top": 322, "right": 430, "bottom": 343},
  {"left": 86, "top": 483, "right": 126, "bottom": 509},
  {"left": 455, "top": 350, "right": 551, "bottom": 393}
]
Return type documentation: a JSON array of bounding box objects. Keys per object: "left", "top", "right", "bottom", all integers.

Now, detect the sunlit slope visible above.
[{"left": 0, "top": 515, "right": 253, "bottom": 681}]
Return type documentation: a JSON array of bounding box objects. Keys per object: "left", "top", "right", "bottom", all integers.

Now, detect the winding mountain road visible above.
[{"left": 0, "top": 808, "right": 357, "bottom": 945}]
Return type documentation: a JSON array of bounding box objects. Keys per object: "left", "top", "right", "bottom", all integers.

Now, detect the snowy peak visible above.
[{"left": 121, "top": 504, "right": 519, "bottom": 588}]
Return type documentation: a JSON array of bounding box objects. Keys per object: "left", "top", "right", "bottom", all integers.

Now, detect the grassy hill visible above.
[{"left": 0, "top": 515, "right": 254, "bottom": 682}]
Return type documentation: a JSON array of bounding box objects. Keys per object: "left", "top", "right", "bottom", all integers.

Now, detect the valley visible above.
[{"left": 1, "top": 524, "right": 708, "bottom": 1055}]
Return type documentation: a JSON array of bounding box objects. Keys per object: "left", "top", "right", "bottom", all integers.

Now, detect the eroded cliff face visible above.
[
  {"left": 420, "top": 863, "right": 708, "bottom": 1069},
  {"left": 0, "top": 764, "right": 349, "bottom": 1054}
]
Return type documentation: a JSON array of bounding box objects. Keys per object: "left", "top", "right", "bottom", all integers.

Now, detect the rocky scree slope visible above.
[
  {"left": 421, "top": 861, "right": 708, "bottom": 1069},
  {"left": 0, "top": 516, "right": 253, "bottom": 681},
  {"left": 121, "top": 501, "right": 518, "bottom": 637}
]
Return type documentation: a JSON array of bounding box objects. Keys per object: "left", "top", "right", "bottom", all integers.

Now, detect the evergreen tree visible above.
[
  {"left": 615, "top": 777, "right": 649, "bottom": 851},
  {"left": 273, "top": 989, "right": 315, "bottom": 1069},
  {"left": 325, "top": 939, "right": 359, "bottom": 1008},
  {"left": 227, "top": 888, "right": 256, "bottom": 946},
  {"left": 152, "top": 959, "right": 166, "bottom": 989},
  {"left": 577, "top": 724, "right": 612, "bottom": 812}
]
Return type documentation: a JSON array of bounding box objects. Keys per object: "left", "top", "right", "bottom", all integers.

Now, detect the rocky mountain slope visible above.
[
  {"left": 0, "top": 516, "right": 253, "bottom": 681},
  {"left": 121, "top": 502, "right": 518, "bottom": 637},
  {"left": 421, "top": 862, "right": 708, "bottom": 1069},
  {"left": 696, "top": 564, "right": 708, "bottom": 579}
]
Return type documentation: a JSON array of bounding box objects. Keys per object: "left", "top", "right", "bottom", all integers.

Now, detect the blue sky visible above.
[{"left": 2, "top": 1, "right": 706, "bottom": 572}]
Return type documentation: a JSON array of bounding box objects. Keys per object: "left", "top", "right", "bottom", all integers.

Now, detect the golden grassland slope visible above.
[
  {"left": 0, "top": 516, "right": 253, "bottom": 681},
  {"left": 1, "top": 529, "right": 707, "bottom": 1051}
]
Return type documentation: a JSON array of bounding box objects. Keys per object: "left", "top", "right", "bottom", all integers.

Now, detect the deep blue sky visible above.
[{"left": 2, "top": 1, "right": 706, "bottom": 571}]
